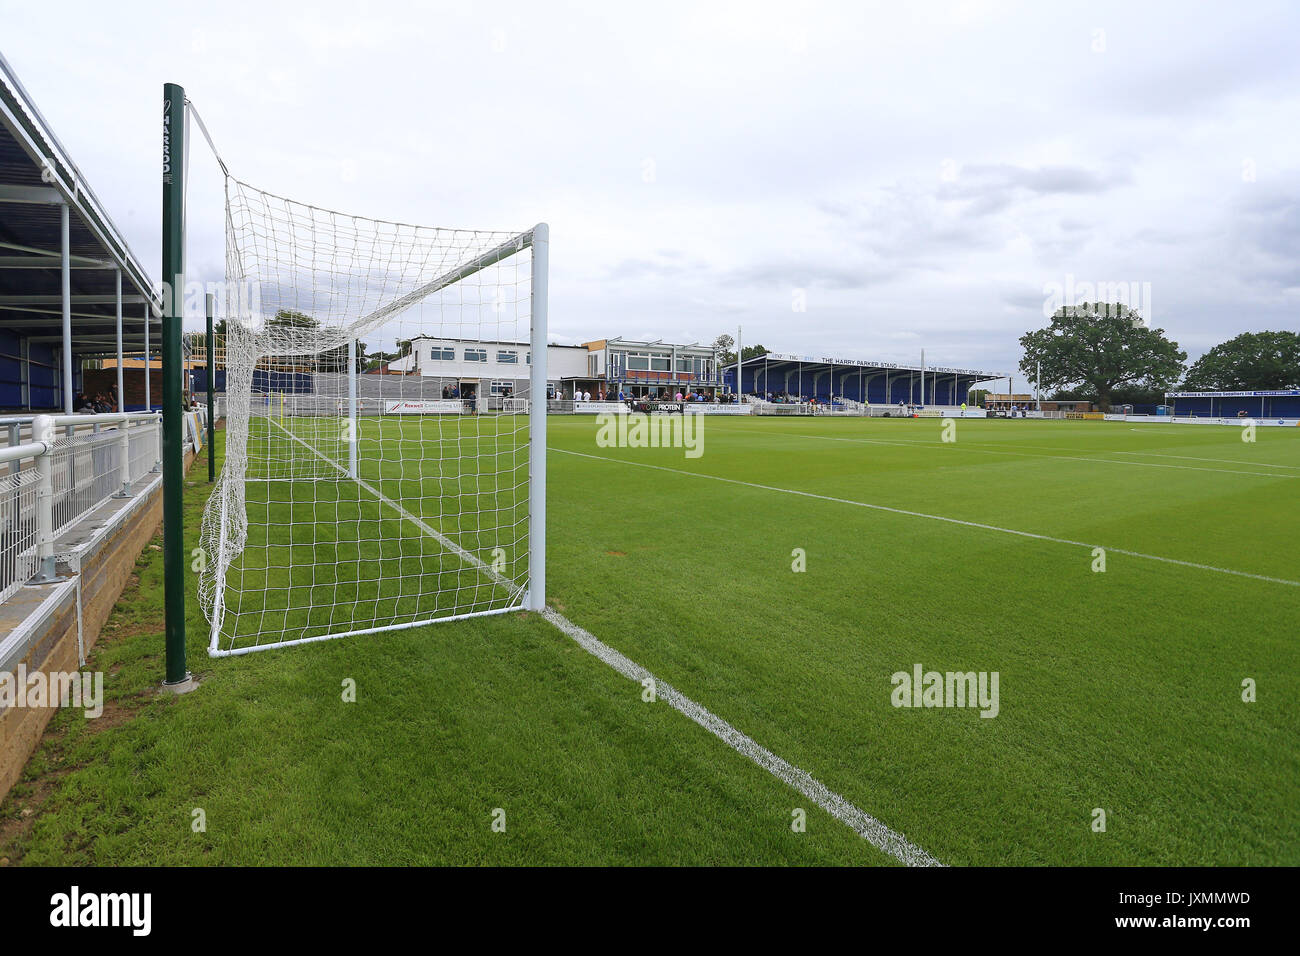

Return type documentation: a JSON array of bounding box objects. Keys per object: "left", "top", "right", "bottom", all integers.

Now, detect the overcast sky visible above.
[{"left": 3, "top": 0, "right": 1297, "bottom": 376}]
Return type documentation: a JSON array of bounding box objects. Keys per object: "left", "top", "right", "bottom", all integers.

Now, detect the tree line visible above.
[{"left": 1020, "top": 305, "right": 1300, "bottom": 410}]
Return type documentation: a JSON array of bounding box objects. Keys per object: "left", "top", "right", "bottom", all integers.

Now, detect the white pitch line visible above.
[
  {"left": 709, "top": 426, "right": 1296, "bottom": 480},
  {"left": 554, "top": 447, "right": 1300, "bottom": 589},
  {"left": 833, "top": 429, "right": 1300, "bottom": 470},
  {"left": 795, "top": 431, "right": 1300, "bottom": 471},
  {"left": 1108, "top": 449, "right": 1300, "bottom": 470},
  {"left": 266, "top": 421, "right": 938, "bottom": 863},
  {"left": 541, "top": 606, "right": 942, "bottom": 867}
]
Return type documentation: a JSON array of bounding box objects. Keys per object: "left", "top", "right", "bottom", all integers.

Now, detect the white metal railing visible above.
[
  {"left": 0, "top": 467, "right": 40, "bottom": 605},
  {"left": 0, "top": 412, "right": 160, "bottom": 595}
]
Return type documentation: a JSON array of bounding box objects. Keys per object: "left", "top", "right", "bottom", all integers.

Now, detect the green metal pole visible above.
[
  {"left": 162, "top": 83, "right": 190, "bottom": 689},
  {"left": 206, "top": 292, "right": 215, "bottom": 482}
]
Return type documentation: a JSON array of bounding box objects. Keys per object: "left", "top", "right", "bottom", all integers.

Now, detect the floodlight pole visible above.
[
  {"left": 526, "top": 223, "right": 549, "bottom": 612},
  {"left": 161, "top": 82, "right": 191, "bottom": 691},
  {"left": 206, "top": 292, "right": 216, "bottom": 482}
]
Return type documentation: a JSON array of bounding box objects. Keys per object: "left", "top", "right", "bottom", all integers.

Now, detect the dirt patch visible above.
[
  {"left": 0, "top": 763, "right": 75, "bottom": 862},
  {"left": 605, "top": 550, "right": 627, "bottom": 557},
  {"left": 99, "top": 624, "right": 163, "bottom": 643},
  {"left": 0, "top": 690, "right": 152, "bottom": 864}
]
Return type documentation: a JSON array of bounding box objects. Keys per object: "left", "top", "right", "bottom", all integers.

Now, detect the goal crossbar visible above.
[{"left": 251, "top": 227, "right": 540, "bottom": 357}]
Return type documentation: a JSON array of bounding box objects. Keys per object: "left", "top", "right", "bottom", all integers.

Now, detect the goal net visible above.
[{"left": 199, "top": 178, "right": 547, "bottom": 655}]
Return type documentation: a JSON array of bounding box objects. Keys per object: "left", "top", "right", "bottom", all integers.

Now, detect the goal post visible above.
[
  {"left": 161, "top": 81, "right": 190, "bottom": 689},
  {"left": 527, "top": 223, "right": 548, "bottom": 613},
  {"left": 189, "top": 149, "right": 548, "bottom": 654}
]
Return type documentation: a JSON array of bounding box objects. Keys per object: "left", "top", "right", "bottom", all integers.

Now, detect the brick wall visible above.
[
  {"left": 82, "top": 367, "right": 161, "bottom": 409},
  {"left": 0, "top": 449, "right": 194, "bottom": 802}
]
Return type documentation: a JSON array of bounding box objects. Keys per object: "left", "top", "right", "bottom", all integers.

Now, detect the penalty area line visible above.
[
  {"left": 553, "top": 447, "right": 1300, "bottom": 589},
  {"left": 541, "top": 607, "right": 943, "bottom": 867}
]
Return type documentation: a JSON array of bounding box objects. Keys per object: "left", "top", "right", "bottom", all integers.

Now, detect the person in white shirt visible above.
[{"left": 583, "top": 390, "right": 591, "bottom": 402}]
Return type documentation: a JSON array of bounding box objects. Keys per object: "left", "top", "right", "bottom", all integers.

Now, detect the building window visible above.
[
  {"left": 650, "top": 355, "right": 670, "bottom": 371},
  {"left": 626, "top": 352, "right": 649, "bottom": 371},
  {"left": 489, "top": 380, "right": 514, "bottom": 396},
  {"left": 497, "top": 350, "right": 519, "bottom": 364},
  {"left": 428, "top": 346, "right": 454, "bottom": 361},
  {"left": 464, "top": 348, "right": 487, "bottom": 362}
]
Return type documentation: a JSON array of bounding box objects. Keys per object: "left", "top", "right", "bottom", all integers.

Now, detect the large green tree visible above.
[
  {"left": 267, "top": 308, "right": 319, "bottom": 333},
  {"left": 713, "top": 333, "right": 767, "bottom": 366},
  {"left": 1182, "top": 330, "right": 1300, "bottom": 391},
  {"left": 1019, "top": 306, "right": 1186, "bottom": 411}
]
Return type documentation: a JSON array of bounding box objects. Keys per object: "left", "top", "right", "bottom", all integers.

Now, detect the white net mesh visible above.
[{"left": 200, "top": 179, "right": 539, "bottom": 654}]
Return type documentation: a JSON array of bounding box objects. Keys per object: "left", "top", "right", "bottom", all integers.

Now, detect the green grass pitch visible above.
[{"left": 3, "top": 413, "right": 1297, "bottom": 865}]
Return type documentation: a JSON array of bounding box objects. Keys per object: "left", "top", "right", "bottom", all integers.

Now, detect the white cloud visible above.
[{"left": 3, "top": 0, "right": 1297, "bottom": 373}]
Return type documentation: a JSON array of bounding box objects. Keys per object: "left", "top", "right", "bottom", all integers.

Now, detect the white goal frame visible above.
[{"left": 205, "top": 223, "right": 549, "bottom": 657}]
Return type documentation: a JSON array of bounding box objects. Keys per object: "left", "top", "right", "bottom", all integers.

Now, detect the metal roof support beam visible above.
[
  {"left": 0, "top": 294, "right": 151, "bottom": 305},
  {"left": 0, "top": 184, "right": 64, "bottom": 204},
  {"left": 116, "top": 268, "right": 124, "bottom": 413},
  {"left": 0, "top": 240, "right": 111, "bottom": 267},
  {"left": 61, "top": 202, "right": 72, "bottom": 414},
  {"left": 144, "top": 303, "right": 151, "bottom": 409},
  {"left": 0, "top": 320, "right": 142, "bottom": 331},
  {"left": 0, "top": 256, "right": 111, "bottom": 269}
]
